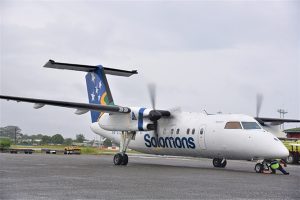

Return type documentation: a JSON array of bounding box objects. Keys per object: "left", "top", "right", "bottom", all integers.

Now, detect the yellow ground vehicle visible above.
[
  {"left": 280, "top": 139, "right": 300, "bottom": 164},
  {"left": 64, "top": 146, "right": 81, "bottom": 155}
]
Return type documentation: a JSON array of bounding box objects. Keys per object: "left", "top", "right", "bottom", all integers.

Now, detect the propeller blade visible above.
[
  {"left": 256, "top": 93, "right": 263, "bottom": 117},
  {"left": 154, "top": 120, "right": 158, "bottom": 138},
  {"left": 148, "top": 84, "right": 156, "bottom": 110},
  {"left": 154, "top": 121, "right": 158, "bottom": 138}
]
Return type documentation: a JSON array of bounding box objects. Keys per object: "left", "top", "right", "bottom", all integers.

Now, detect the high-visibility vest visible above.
[{"left": 270, "top": 161, "right": 279, "bottom": 169}]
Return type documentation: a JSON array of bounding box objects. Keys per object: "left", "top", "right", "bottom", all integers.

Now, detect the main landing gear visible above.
[
  {"left": 113, "top": 153, "right": 129, "bottom": 165},
  {"left": 113, "top": 131, "right": 135, "bottom": 166},
  {"left": 213, "top": 158, "right": 227, "bottom": 168}
]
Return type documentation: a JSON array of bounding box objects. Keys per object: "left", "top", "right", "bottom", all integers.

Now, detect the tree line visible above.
[
  {"left": 0, "top": 126, "right": 86, "bottom": 145},
  {"left": 21, "top": 133, "right": 86, "bottom": 145}
]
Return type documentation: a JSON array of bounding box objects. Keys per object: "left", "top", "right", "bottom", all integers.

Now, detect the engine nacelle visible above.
[{"left": 98, "top": 107, "right": 154, "bottom": 131}]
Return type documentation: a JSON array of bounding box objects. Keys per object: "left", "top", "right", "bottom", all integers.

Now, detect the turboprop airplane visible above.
[{"left": 1, "top": 60, "right": 300, "bottom": 173}]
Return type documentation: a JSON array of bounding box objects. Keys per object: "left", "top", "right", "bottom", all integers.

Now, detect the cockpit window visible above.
[
  {"left": 224, "top": 122, "right": 242, "bottom": 129},
  {"left": 241, "top": 122, "right": 261, "bottom": 129}
]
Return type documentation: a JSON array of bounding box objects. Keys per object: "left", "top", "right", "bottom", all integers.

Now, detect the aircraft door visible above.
[{"left": 198, "top": 125, "right": 207, "bottom": 150}]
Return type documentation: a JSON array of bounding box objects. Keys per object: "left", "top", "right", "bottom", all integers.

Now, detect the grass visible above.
[
  {"left": 11, "top": 144, "right": 65, "bottom": 150},
  {"left": 10, "top": 145, "right": 139, "bottom": 155}
]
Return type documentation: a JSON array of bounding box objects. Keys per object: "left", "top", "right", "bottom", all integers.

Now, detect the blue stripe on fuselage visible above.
[{"left": 138, "top": 108, "right": 146, "bottom": 131}]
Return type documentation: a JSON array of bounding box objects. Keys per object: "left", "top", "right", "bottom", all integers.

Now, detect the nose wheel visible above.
[
  {"left": 254, "top": 160, "right": 271, "bottom": 173},
  {"left": 213, "top": 158, "right": 227, "bottom": 168},
  {"left": 254, "top": 163, "right": 264, "bottom": 173}
]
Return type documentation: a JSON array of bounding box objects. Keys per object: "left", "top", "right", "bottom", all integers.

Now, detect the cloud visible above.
[{"left": 0, "top": 0, "right": 299, "bottom": 139}]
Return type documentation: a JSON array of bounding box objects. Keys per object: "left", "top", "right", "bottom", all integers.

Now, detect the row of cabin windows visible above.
[
  {"left": 163, "top": 128, "right": 196, "bottom": 135},
  {"left": 113, "top": 129, "right": 198, "bottom": 135}
]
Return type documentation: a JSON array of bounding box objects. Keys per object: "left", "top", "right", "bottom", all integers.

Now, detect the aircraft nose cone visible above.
[
  {"left": 264, "top": 138, "right": 290, "bottom": 159},
  {"left": 277, "top": 146, "right": 289, "bottom": 158}
]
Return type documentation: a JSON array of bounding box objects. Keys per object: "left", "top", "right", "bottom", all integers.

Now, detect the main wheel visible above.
[
  {"left": 113, "top": 153, "right": 123, "bottom": 165},
  {"left": 121, "top": 154, "right": 129, "bottom": 165},
  {"left": 255, "top": 163, "right": 263, "bottom": 173},
  {"left": 220, "top": 159, "right": 227, "bottom": 168},
  {"left": 213, "top": 158, "right": 222, "bottom": 167}
]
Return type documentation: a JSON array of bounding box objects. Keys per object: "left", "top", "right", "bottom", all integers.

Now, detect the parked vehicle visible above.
[
  {"left": 280, "top": 138, "right": 300, "bottom": 164},
  {"left": 64, "top": 146, "right": 81, "bottom": 155}
]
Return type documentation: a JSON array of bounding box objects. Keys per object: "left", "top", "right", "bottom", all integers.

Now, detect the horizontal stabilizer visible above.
[
  {"left": 44, "top": 60, "right": 137, "bottom": 77},
  {"left": 0, "top": 95, "right": 131, "bottom": 114}
]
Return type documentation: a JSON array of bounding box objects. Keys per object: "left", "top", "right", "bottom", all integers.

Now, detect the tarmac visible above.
[{"left": 0, "top": 153, "right": 299, "bottom": 200}]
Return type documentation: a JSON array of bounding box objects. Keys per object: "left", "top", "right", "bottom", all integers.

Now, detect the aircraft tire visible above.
[
  {"left": 121, "top": 154, "right": 129, "bottom": 165},
  {"left": 213, "top": 158, "right": 222, "bottom": 167},
  {"left": 255, "top": 163, "right": 263, "bottom": 173},
  {"left": 286, "top": 155, "right": 294, "bottom": 164},
  {"left": 220, "top": 160, "right": 227, "bottom": 168},
  {"left": 113, "top": 153, "right": 123, "bottom": 165}
]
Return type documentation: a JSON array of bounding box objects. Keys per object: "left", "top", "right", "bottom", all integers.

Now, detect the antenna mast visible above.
[{"left": 277, "top": 109, "right": 288, "bottom": 130}]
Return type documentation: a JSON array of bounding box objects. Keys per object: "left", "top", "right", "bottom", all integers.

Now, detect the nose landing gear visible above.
[
  {"left": 254, "top": 160, "right": 271, "bottom": 173},
  {"left": 213, "top": 158, "right": 227, "bottom": 168},
  {"left": 254, "top": 163, "right": 264, "bottom": 173},
  {"left": 113, "top": 131, "right": 135, "bottom": 166}
]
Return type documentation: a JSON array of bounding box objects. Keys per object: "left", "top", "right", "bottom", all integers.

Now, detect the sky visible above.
[{"left": 0, "top": 0, "right": 299, "bottom": 139}]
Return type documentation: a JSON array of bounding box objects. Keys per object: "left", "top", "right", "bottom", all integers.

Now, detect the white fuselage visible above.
[{"left": 91, "top": 111, "right": 289, "bottom": 160}]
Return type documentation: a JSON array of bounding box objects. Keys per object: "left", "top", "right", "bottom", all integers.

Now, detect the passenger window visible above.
[
  {"left": 187, "top": 128, "right": 190, "bottom": 135},
  {"left": 176, "top": 129, "right": 180, "bottom": 134},
  {"left": 200, "top": 128, "right": 204, "bottom": 135},
  {"left": 224, "top": 122, "right": 242, "bottom": 129},
  {"left": 192, "top": 128, "right": 195, "bottom": 134},
  {"left": 171, "top": 129, "right": 174, "bottom": 134}
]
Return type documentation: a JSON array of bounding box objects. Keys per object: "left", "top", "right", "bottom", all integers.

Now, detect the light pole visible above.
[{"left": 277, "top": 109, "right": 288, "bottom": 130}]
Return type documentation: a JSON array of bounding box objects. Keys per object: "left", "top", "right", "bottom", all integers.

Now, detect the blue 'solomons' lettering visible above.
[{"left": 144, "top": 134, "right": 196, "bottom": 149}]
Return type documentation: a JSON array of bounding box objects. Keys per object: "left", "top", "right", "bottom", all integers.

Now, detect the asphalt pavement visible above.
[{"left": 0, "top": 153, "right": 299, "bottom": 199}]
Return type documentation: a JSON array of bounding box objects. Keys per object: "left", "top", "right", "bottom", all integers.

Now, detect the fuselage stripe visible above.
[{"left": 138, "top": 108, "right": 146, "bottom": 131}]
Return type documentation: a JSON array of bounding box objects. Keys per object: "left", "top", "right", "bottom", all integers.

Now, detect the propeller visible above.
[
  {"left": 148, "top": 84, "right": 159, "bottom": 137},
  {"left": 255, "top": 93, "right": 265, "bottom": 126},
  {"left": 148, "top": 84, "right": 156, "bottom": 110},
  {"left": 147, "top": 84, "right": 170, "bottom": 117},
  {"left": 256, "top": 93, "right": 263, "bottom": 117},
  {"left": 146, "top": 84, "right": 171, "bottom": 137},
  {"left": 148, "top": 84, "right": 171, "bottom": 137}
]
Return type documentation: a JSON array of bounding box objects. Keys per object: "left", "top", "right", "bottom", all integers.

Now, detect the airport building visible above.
[{"left": 284, "top": 128, "right": 300, "bottom": 139}]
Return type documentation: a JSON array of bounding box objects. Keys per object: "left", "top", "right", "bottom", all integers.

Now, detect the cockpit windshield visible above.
[
  {"left": 241, "top": 122, "right": 261, "bottom": 129},
  {"left": 224, "top": 121, "right": 262, "bottom": 130},
  {"left": 224, "top": 122, "right": 242, "bottom": 129}
]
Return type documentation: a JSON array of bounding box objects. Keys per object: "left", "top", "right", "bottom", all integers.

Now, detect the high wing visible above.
[
  {"left": 255, "top": 117, "right": 300, "bottom": 125},
  {"left": 0, "top": 95, "right": 131, "bottom": 115}
]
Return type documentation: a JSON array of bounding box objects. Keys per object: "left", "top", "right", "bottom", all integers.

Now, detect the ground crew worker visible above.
[{"left": 270, "top": 159, "right": 289, "bottom": 175}]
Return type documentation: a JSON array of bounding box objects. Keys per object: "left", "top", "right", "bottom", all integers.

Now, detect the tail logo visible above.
[
  {"left": 100, "top": 92, "right": 109, "bottom": 105},
  {"left": 86, "top": 67, "right": 114, "bottom": 123}
]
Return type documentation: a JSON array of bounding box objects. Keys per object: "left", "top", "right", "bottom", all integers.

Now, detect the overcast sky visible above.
[{"left": 0, "top": 0, "right": 299, "bottom": 139}]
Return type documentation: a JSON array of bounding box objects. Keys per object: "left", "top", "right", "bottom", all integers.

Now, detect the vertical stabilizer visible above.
[{"left": 86, "top": 66, "right": 114, "bottom": 122}]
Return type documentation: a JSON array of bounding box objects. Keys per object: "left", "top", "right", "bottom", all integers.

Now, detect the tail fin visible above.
[
  {"left": 86, "top": 67, "right": 114, "bottom": 122},
  {"left": 44, "top": 60, "right": 137, "bottom": 122}
]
